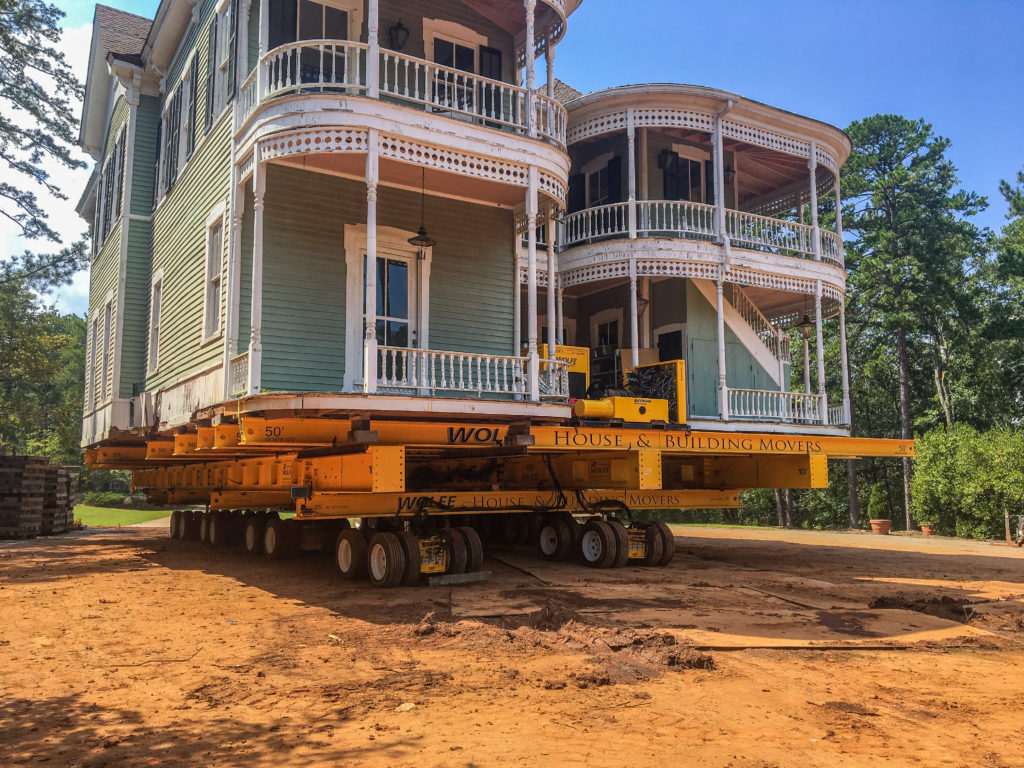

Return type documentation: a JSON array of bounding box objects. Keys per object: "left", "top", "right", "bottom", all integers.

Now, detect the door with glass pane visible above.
[
  {"left": 433, "top": 37, "right": 475, "bottom": 111},
  {"left": 298, "top": 0, "right": 349, "bottom": 87},
  {"left": 364, "top": 249, "right": 417, "bottom": 385}
]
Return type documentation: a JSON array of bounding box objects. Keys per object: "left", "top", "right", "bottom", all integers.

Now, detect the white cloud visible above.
[{"left": 1, "top": 22, "right": 95, "bottom": 317}]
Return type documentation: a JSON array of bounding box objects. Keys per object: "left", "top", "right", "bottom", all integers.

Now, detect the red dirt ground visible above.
[{"left": 2, "top": 524, "right": 1023, "bottom": 767}]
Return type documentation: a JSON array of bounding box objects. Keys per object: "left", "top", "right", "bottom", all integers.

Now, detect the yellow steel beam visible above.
[
  {"left": 145, "top": 440, "right": 176, "bottom": 460},
  {"left": 173, "top": 433, "right": 198, "bottom": 455},
  {"left": 240, "top": 417, "right": 354, "bottom": 446},
  {"left": 209, "top": 491, "right": 293, "bottom": 510},
  {"left": 298, "top": 488, "right": 738, "bottom": 517},
  {"left": 701, "top": 454, "right": 829, "bottom": 490}
]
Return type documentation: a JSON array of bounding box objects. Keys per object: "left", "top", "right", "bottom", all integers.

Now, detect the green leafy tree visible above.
[{"left": 842, "top": 115, "right": 986, "bottom": 529}]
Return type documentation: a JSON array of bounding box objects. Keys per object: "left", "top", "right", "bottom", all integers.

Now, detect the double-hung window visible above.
[
  {"left": 149, "top": 276, "right": 162, "bottom": 373},
  {"left": 204, "top": 214, "right": 225, "bottom": 340},
  {"left": 101, "top": 300, "right": 112, "bottom": 401}
]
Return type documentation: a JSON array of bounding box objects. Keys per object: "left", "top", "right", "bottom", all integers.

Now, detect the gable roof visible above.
[
  {"left": 95, "top": 5, "right": 151, "bottom": 61},
  {"left": 552, "top": 78, "right": 584, "bottom": 105}
]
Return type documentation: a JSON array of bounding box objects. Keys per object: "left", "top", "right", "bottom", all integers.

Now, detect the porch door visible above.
[
  {"left": 433, "top": 38, "right": 475, "bottom": 110},
  {"left": 364, "top": 247, "right": 418, "bottom": 384},
  {"left": 298, "top": 0, "right": 349, "bottom": 85}
]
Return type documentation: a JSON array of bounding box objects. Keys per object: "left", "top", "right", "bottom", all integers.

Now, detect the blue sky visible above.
[{"left": 36, "top": 0, "right": 1024, "bottom": 314}]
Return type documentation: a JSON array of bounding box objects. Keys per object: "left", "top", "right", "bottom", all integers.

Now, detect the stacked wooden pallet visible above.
[
  {"left": 41, "top": 467, "right": 78, "bottom": 535},
  {"left": 0, "top": 457, "right": 49, "bottom": 538}
]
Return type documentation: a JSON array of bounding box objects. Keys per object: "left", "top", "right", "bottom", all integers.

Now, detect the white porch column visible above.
[
  {"left": 364, "top": 131, "right": 379, "bottom": 394},
  {"left": 513, "top": 258, "right": 521, "bottom": 355},
  {"left": 258, "top": 0, "right": 269, "bottom": 97},
  {"left": 808, "top": 142, "right": 822, "bottom": 261},
  {"left": 524, "top": 0, "right": 536, "bottom": 138},
  {"left": 545, "top": 41, "right": 554, "bottom": 99},
  {"left": 627, "top": 108, "right": 637, "bottom": 238},
  {"left": 835, "top": 177, "right": 851, "bottom": 424},
  {"left": 367, "top": 0, "right": 379, "bottom": 98},
  {"left": 712, "top": 100, "right": 734, "bottom": 242},
  {"left": 546, "top": 208, "right": 557, "bottom": 360},
  {"left": 629, "top": 257, "right": 639, "bottom": 369},
  {"left": 556, "top": 276, "right": 564, "bottom": 346},
  {"left": 247, "top": 146, "right": 265, "bottom": 394},
  {"left": 238, "top": 1, "right": 251, "bottom": 91},
  {"left": 814, "top": 281, "right": 828, "bottom": 423},
  {"left": 716, "top": 277, "right": 728, "bottom": 420},
  {"left": 224, "top": 169, "right": 244, "bottom": 387},
  {"left": 802, "top": 335, "right": 811, "bottom": 394},
  {"left": 526, "top": 167, "right": 540, "bottom": 401}
]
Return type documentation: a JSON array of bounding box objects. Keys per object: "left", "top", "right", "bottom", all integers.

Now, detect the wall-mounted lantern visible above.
[{"left": 388, "top": 19, "right": 409, "bottom": 50}]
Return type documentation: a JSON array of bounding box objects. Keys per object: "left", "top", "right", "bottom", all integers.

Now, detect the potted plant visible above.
[
  {"left": 867, "top": 484, "right": 891, "bottom": 535},
  {"left": 919, "top": 520, "right": 936, "bottom": 536}
]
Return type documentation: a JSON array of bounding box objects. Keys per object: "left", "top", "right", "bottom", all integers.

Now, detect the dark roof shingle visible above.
[{"left": 94, "top": 4, "right": 151, "bottom": 61}]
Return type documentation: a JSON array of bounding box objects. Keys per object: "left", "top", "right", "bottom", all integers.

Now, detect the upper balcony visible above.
[{"left": 234, "top": 0, "right": 575, "bottom": 202}]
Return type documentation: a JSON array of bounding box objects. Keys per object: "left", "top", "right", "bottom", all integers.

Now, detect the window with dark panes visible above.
[
  {"left": 204, "top": 20, "right": 218, "bottom": 132},
  {"left": 186, "top": 52, "right": 198, "bottom": 157},
  {"left": 115, "top": 127, "right": 125, "bottom": 216},
  {"left": 298, "top": 0, "right": 348, "bottom": 84},
  {"left": 433, "top": 38, "right": 475, "bottom": 109},
  {"left": 223, "top": 0, "right": 238, "bottom": 103}
]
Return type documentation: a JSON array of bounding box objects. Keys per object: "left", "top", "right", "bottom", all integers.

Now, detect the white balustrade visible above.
[
  {"left": 724, "top": 284, "right": 791, "bottom": 363},
  {"left": 828, "top": 404, "right": 847, "bottom": 427},
  {"left": 378, "top": 49, "right": 566, "bottom": 145},
  {"left": 238, "top": 41, "right": 566, "bottom": 147},
  {"left": 637, "top": 200, "right": 716, "bottom": 238},
  {"left": 562, "top": 202, "right": 629, "bottom": 246},
  {"left": 376, "top": 347, "right": 569, "bottom": 399},
  {"left": 263, "top": 40, "right": 368, "bottom": 100},
  {"left": 727, "top": 388, "right": 824, "bottom": 424},
  {"left": 229, "top": 352, "right": 249, "bottom": 396},
  {"left": 725, "top": 209, "right": 815, "bottom": 259},
  {"left": 820, "top": 229, "right": 845, "bottom": 267}
]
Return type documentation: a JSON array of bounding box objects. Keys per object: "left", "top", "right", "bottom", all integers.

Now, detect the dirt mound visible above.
[{"left": 869, "top": 595, "right": 976, "bottom": 623}]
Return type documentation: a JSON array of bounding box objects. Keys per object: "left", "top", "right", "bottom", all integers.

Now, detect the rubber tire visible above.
[
  {"left": 443, "top": 528, "right": 468, "bottom": 574},
  {"left": 642, "top": 524, "right": 665, "bottom": 565},
  {"left": 322, "top": 518, "right": 352, "bottom": 554},
  {"left": 199, "top": 513, "right": 212, "bottom": 544},
  {"left": 653, "top": 521, "right": 676, "bottom": 566},
  {"left": 578, "top": 519, "right": 618, "bottom": 569},
  {"left": 335, "top": 528, "right": 368, "bottom": 580},
  {"left": 457, "top": 526, "right": 484, "bottom": 572},
  {"left": 263, "top": 516, "right": 290, "bottom": 560},
  {"left": 243, "top": 516, "right": 265, "bottom": 555},
  {"left": 396, "top": 531, "right": 422, "bottom": 586},
  {"left": 169, "top": 511, "right": 182, "bottom": 539},
  {"left": 367, "top": 532, "right": 406, "bottom": 588},
  {"left": 606, "top": 519, "right": 631, "bottom": 568},
  {"left": 208, "top": 513, "right": 231, "bottom": 547},
  {"left": 537, "top": 516, "right": 573, "bottom": 561}
]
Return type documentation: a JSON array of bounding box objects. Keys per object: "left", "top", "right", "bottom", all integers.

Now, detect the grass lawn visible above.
[{"left": 74, "top": 506, "right": 170, "bottom": 527}]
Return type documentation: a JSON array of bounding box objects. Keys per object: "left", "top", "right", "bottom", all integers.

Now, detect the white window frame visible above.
[
  {"left": 582, "top": 151, "right": 614, "bottom": 209},
  {"left": 179, "top": 62, "right": 192, "bottom": 170},
  {"left": 101, "top": 294, "right": 113, "bottom": 402},
  {"left": 296, "top": 0, "right": 363, "bottom": 41},
  {"left": 653, "top": 322, "right": 685, "bottom": 362},
  {"left": 344, "top": 225, "right": 431, "bottom": 391},
  {"left": 203, "top": 202, "right": 227, "bottom": 343},
  {"left": 671, "top": 143, "right": 709, "bottom": 204},
  {"left": 87, "top": 312, "right": 98, "bottom": 409},
  {"left": 423, "top": 18, "right": 487, "bottom": 71},
  {"left": 148, "top": 270, "right": 164, "bottom": 374}
]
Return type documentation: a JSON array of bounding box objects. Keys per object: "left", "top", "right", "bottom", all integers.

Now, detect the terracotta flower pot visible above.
[
  {"left": 869, "top": 519, "right": 891, "bottom": 535},
  {"left": 920, "top": 525, "right": 935, "bottom": 536}
]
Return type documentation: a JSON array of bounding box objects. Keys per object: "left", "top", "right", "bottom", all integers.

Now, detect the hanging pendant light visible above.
[
  {"left": 408, "top": 168, "right": 436, "bottom": 249},
  {"left": 797, "top": 296, "right": 814, "bottom": 340}
]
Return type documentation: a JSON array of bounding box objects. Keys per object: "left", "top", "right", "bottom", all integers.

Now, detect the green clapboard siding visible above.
[
  {"left": 685, "top": 280, "right": 778, "bottom": 417},
  {"left": 147, "top": 112, "right": 232, "bottom": 390},
  {"left": 120, "top": 219, "right": 152, "bottom": 398},
  {"left": 257, "top": 165, "right": 514, "bottom": 392},
  {"left": 104, "top": 97, "right": 129, "bottom": 159},
  {"left": 87, "top": 230, "right": 120, "bottom": 403},
  {"left": 132, "top": 95, "right": 160, "bottom": 216}
]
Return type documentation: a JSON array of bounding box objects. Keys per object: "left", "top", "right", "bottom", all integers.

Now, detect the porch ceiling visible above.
[
  {"left": 462, "top": 0, "right": 563, "bottom": 38},
  {"left": 273, "top": 155, "right": 527, "bottom": 207}
]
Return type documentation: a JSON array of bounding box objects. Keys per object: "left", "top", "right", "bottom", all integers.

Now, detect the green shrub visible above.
[
  {"left": 866, "top": 483, "right": 890, "bottom": 521},
  {"left": 911, "top": 425, "right": 1024, "bottom": 539},
  {"left": 81, "top": 491, "right": 129, "bottom": 507}
]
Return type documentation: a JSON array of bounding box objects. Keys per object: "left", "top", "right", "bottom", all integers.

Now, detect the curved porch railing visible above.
[
  {"left": 237, "top": 41, "right": 567, "bottom": 147},
  {"left": 377, "top": 347, "right": 569, "bottom": 400},
  {"left": 727, "top": 388, "right": 824, "bottom": 424},
  {"left": 560, "top": 200, "right": 843, "bottom": 267}
]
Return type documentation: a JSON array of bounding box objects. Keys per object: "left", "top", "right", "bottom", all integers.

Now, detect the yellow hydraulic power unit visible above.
[
  {"left": 628, "top": 359, "right": 687, "bottom": 423},
  {"left": 574, "top": 397, "right": 670, "bottom": 424},
  {"left": 539, "top": 344, "right": 590, "bottom": 400}
]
